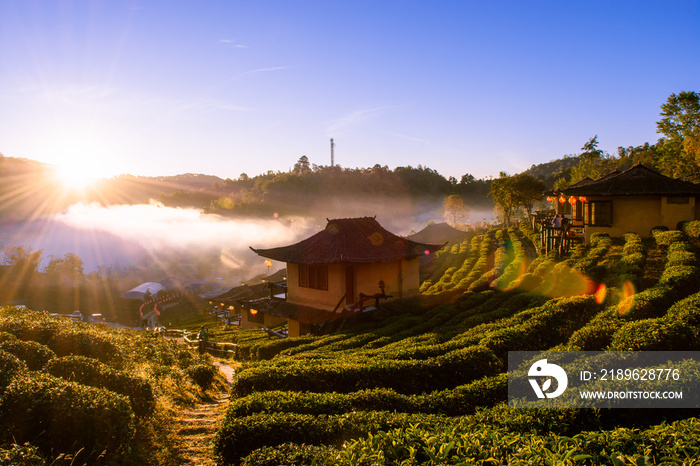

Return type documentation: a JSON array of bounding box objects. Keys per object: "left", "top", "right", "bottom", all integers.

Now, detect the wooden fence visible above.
[{"left": 165, "top": 329, "right": 239, "bottom": 358}]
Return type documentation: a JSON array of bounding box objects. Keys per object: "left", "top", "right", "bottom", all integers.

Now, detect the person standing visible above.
[{"left": 197, "top": 326, "right": 210, "bottom": 354}]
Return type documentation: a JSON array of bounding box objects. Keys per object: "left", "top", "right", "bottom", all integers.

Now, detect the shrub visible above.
[
  {"left": 47, "top": 327, "right": 123, "bottom": 366},
  {"left": 617, "top": 285, "right": 677, "bottom": 319},
  {"left": 609, "top": 318, "right": 697, "bottom": 351},
  {"left": 0, "top": 334, "right": 55, "bottom": 370},
  {"left": 232, "top": 345, "right": 502, "bottom": 396},
  {"left": 568, "top": 315, "right": 623, "bottom": 350},
  {"left": 240, "top": 442, "right": 337, "bottom": 466},
  {"left": 682, "top": 220, "right": 700, "bottom": 240},
  {"left": 658, "top": 265, "right": 700, "bottom": 295},
  {"left": 509, "top": 273, "right": 543, "bottom": 291},
  {"left": 185, "top": 363, "right": 219, "bottom": 390},
  {"left": 666, "top": 291, "right": 700, "bottom": 327},
  {"left": 666, "top": 250, "right": 697, "bottom": 267},
  {"left": 653, "top": 229, "right": 685, "bottom": 246},
  {"left": 215, "top": 411, "right": 451, "bottom": 466},
  {"left": 0, "top": 350, "right": 27, "bottom": 392},
  {"left": 45, "top": 355, "right": 155, "bottom": 417},
  {"left": 0, "top": 373, "right": 134, "bottom": 463}
]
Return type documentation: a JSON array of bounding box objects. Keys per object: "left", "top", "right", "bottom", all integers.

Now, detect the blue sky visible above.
[{"left": 1, "top": 0, "right": 698, "bottom": 181}]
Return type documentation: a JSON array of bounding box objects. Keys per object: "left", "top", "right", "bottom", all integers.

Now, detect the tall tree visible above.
[
  {"left": 490, "top": 172, "right": 519, "bottom": 227},
  {"left": 656, "top": 91, "right": 700, "bottom": 181},
  {"left": 512, "top": 173, "right": 545, "bottom": 223},
  {"left": 293, "top": 155, "right": 311, "bottom": 175},
  {"left": 442, "top": 194, "right": 469, "bottom": 227}
]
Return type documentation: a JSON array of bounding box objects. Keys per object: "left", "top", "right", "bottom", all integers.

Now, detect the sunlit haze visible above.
[{"left": 1, "top": 1, "right": 698, "bottom": 180}]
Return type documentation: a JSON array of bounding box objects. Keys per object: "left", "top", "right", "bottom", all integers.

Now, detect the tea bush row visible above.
[
  {"left": 0, "top": 331, "right": 56, "bottom": 370},
  {"left": 0, "top": 372, "right": 134, "bottom": 465},
  {"left": 227, "top": 373, "right": 507, "bottom": 419},
  {"left": 214, "top": 410, "right": 454, "bottom": 466},
  {"left": 232, "top": 345, "right": 501, "bottom": 396},
  {"left": 45, "top": 355, "right": 156, "bottom": 416}
]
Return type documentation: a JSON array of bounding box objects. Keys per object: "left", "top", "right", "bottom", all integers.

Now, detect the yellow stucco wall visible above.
[
  {"left": 583, "top": 196, "right": 697, "bottom": 242},
  {"left": 661, "top": 196, "right": 696, "bottom": 228},
  {"left": 288, "top": 319, "right": 301, "bottom": 338},
  {"left": 287, "top": 263, "right": 345, "bottom": 311},
  {"left": 240, "top": 311, "right": 285, "bottom": 330},
  {"left": 287, "top": 259, "right": 422, "bottom": 310}
]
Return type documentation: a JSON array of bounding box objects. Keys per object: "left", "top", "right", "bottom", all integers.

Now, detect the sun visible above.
[
  {"left": 54, "top": 163, "right": 104, "bottom": 190},
  {"left": 44, "top": 130, "right": 117, "bottom": 192}
]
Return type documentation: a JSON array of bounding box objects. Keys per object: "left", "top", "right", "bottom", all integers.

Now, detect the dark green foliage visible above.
[
  {"left": 658, "top": 265, "right": 700, "bottom": 294},
  {"left": 617, "top": 285, "right": 678, "bottom": 319},
  {"left": 44, "top": 355, "right": 156, "bottom": 417},
  {"left": 568, "top": 313, "right": 623, "bottom": 350},
  {"left": 609, "top": 318, "right": 697, "bottom": 351},
  {"left": 0, "top": 349, "right": 27, "bottom": 392},
  {"left": 653, "top": 229, "right": 685, "bottom": 246},
  {"left": 479, "top": 296, "right": 600, "bottom": 360},
  {"left": 47, "top": 327, "right": 124, "bottom": 366},
  {"left": 185, "top": 362, "right": 219, "bottom": 390},
  {"left": 0, "top": 443, "right": 47, "bottom": 466},
  {"left": 667, "top": 290, "right": 700, "bottom": 327},
  {"left": 0, "top": 373, "right": 134, "bottom": 464},
  {"left": 240, "top": 442, "right": 337, "bottom": 466},
  {"left": 682, "top": 220, "right": 700, "bottom": 239},
  {"left": 0, "top": 333, "right": 55, "bottom": 370},
  {"left": 215, "top": 411, "right": 452, "bottom": 466},
  {"left": 226, "top": 374, "right": 507, "bottom": 420},
  {"left": 232, "top": 345, "right": 502, "bottom": 396}
]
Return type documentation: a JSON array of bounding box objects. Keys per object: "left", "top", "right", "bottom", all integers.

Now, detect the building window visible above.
[
  {"left": 667, "top": 196, "right": 689, "bottom": 204},
  {"left": 558, "top": 200, "right": 572, "bottom": 215},
  {"left": 588, "top": 201, "right": 613, "bottom": 226},
  {"left": 299, "top": 264, "right": 328, "bottom": 290}
]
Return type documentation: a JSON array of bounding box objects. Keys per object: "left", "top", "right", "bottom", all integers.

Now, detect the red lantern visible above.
[
  {"left": 559, "top": 196, "right": 566, "bottom": 204},
  {"left": 250, "top": 308, "right": 258, "bottom": 315},
  {"left": 264, "top": 259, "right": 272, "bottom": 271},
  {"left": 579, "top": 196, "right": 587, "bottom": 202},
  {"left": 546, "top": 196, "right": 553, "bottom": 202},
  {"left": 568, "top": 196, "right": 577, "bottom": 205}
]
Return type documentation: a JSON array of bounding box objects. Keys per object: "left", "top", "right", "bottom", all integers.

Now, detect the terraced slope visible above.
[{"left": 215, "top": 222, "right": 700, "bottom": 465}]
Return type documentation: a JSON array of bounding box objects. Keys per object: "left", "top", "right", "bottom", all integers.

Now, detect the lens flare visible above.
[{"left": 595, "top": 283, "right": 607, "bottom": 304}]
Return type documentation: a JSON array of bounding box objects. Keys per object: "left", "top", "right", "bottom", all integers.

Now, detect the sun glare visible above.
[
  {"left": 55, "top": 163, "right": 103, "bottom": 190},
  {"left": 44, "top": 131, "right": 117, "bottom": 192}
]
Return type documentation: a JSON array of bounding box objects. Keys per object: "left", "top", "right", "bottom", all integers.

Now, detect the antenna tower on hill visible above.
[{"left": 330, "top": 138, "right": 335, "bottom": 167}]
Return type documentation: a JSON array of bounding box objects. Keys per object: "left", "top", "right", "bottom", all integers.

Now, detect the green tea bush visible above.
[
  {"left": 47, "top": 327, "right": 124, "bottom": 367},
  {"left": 567, "top": 312, "right": 622, "bottom": 350},
  {"left": 0, "top": 350, "right": 26, "bottom": 392},
  {"left": 0, "top": 373, "right": 134, "bottom": 463},
  {"left": 609, "top": 318, "right": 697, "bottom": 351},
  {"left": 658, "top": 265, "right": 700, "bottom": 294},
  {"left": 653, "top": 229, "right": 685, "bottom": 246},
  {"left": 185, "top": 362, "right": 219, "bottom": 390},
  {"left": 617, "top": 285, "right": 677, "bottom": 319},
  {"left": 0, "top": 333, "right": 55, "bottom": 370},
  {"left": 215, "top": 411, "right": 452, "bottom": 466},
  {"left": 666, "top": 291, "right": 700, "bottom": 326},
  {"left": 240, "top": 442, "right": 337, "bottom": 466},
  {"left": 666, "top": 250, "right": 697, "bottom": 267},
  {"left": 682, "top": 220, "right": 700, "bottom": 239},
  {"left": 45, "top": 355, "right": 156, "bottom": 417},
  {"left": 232, "top": 345, "right": 501, "bottom": 396}
]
